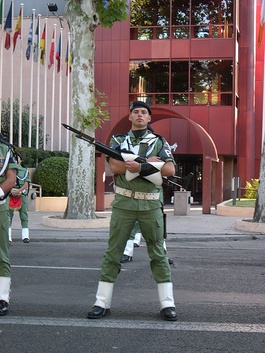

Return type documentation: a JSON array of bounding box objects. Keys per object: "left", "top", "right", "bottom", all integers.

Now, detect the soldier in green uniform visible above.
[
  {"left": 0, "top": 133, "right": 18, "bottom": 316},
  {"left": 8, "top": 153, "right": 31, "bottom": 243},
  {"left": 87, "top": 101, "right": 177, "bottom": 321}
]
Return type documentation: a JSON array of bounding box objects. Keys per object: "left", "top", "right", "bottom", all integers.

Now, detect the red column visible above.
[
  {"left": 202, "top": 156, "right": 212, "bottom": 214},
  {"left": 214, "top": 157, "right": 223, "bottom": 207}
]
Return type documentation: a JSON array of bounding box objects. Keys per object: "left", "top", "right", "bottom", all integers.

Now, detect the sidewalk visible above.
[{"left": 10, "top": 206, "right": 265, "bottom": 242}]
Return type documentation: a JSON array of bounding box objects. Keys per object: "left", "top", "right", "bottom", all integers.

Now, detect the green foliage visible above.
[
  {"left": 245, "top": 179, "right": 259, "bottom": 199},
  {"left": 76, "top": 88, "right": 110, "bottom": 129},
  {"left": 14, "top": 147, "right": 69, "bottom": 168},
  {"left": 96, "top": 0, "right": 129, "bottom": 28},
  {"left": 1, "top": 99, "right": 44, "bottom": 148},
  {"left": 33, "top": 157, "right": 69, "bottom": 197}
]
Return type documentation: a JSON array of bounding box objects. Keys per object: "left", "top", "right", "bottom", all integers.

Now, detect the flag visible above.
[
  {"left": 33, "top": 16, "right": 40, "bottom": 63},
  {"left": 13, "top": 8, "right": 22, "bottom": 51},
  {"left": 0, "top": 0, "right": 3, "bottom": 25},
  {"left": 40, "top": 23, "right": 46, "bottom": 65},
  {"left": 65, "top": 42, "right": 73, "bottom": 76},
  {"left": 258, "top": 0, "right": 265, "bottom": 47},
  {"left": 4, "top": 2, "right": 12, "bottom": 50},
  {"left": 26, "top": 14, "right": 33, "bottom": 60},
  {"left": 56, "top": 33, "right": 61, "bottom": 73},
  {"left": 48, "top": 30, "right": 55, "bottom": 69}
]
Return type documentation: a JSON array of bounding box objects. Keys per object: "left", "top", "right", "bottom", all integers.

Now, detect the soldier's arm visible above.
[
  {"left": 161, "top": 161, "right": 175, "bottom": 177},
  {"left": 109, "top": 157, "right": 126, "bottom": 175},
  {"left": 0, "top": 169, "right": 16, "bottom": 196}
]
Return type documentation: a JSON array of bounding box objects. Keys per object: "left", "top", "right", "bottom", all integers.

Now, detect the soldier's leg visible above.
[
  {"left": 139, "top": 209, "right": 177, "bottom": 321},
  {"left": 0, "top": 210, "right": 11, "bottom": 316},
  {"left": 8, "top": 208, "right": 14, "bottom": 242},
  {"left": 20, "top": 196, "right": 29, "bottom": 243},
  {"left": 88, "top": 208, "right": 136, "bottom": 319}
]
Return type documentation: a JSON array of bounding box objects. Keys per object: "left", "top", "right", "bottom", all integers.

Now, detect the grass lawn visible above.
[{"left": 225, "top": 199, "right": 256, "bottom": 207}]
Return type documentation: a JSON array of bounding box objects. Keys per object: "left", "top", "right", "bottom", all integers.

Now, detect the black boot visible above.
[
  {"left": 87, "top": 306, "right": 110, "bottom": 319},
  {"left": 0, "top": 301, "right": 9, "bottom": 316},
  {"left": 161, "top": 307, "right": 177, "bottom": 321},
  {"left": 120, "top": 255, "right": 132, "bottom": 263}
]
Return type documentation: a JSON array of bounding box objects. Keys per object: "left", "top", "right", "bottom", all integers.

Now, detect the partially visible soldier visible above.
[
  {"left": 0, "top": 133, "right": 18, "bottom": 316},
  {"left": 8, "top": 153, "right": 31, "bottom": 243}
]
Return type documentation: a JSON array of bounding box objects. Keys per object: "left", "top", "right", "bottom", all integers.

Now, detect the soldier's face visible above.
[{"left": 129, "top": 108, "right": 151, "bottom": 130}]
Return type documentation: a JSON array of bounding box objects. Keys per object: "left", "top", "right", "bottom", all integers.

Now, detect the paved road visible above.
[{"left": 1, "top": 232, "right": 265, "bottom": 353}]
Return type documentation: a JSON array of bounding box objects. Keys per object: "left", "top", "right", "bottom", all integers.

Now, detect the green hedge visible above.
[
  {"left": 33, "top": 157, "right": 69, "bottom": 196},
  {"left": 15, "top": 147, "right": 69, "bottom": 168}
]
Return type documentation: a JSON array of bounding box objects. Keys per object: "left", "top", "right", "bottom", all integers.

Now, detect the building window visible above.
[
  {"left": 130, "top": 0, "right": 233, "bottom": 40},
  {"left": 129, "top": 59, "right": 232, "bottom": 106}
]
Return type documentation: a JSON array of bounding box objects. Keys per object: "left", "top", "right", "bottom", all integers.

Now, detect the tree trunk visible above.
[
  {"left": 64, "top": 0, "right": 100, "bottom": 219},
  {"left": 253, "top": 140, "right": 265, "bottom": 222}
]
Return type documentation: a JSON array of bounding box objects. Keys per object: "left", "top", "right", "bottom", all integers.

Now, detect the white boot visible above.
[
  {"left": 124, "top": 239, "right": 134, "bottom": 257},
  {"left": 8, "top": 228, "right": 12, "bottom": 242},
  {"left": 0, "top": 276, "right": 11, "bottom": 303},
  {"left": 133, "top": 232, "right": 142, "bottom": 247},
  {"left": 94, "top": 281, "right": 114, "bottom": 309},
  {"left": 157, "top": 282, "right": 175, "bottom": 309},
  {"left": 22, "top": 228, "right": 30, "bottom": 242}
]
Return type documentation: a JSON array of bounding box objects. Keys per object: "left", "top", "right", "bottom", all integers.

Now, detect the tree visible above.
[
  {"left": 64, "top": 0, "right": 128, "bottom": 219},
  {"left": 253, "top": 141, "right": 265, "bottom": 222}
]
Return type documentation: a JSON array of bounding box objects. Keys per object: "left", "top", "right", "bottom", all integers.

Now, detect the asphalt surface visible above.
[
  {"left": 9, "top": 205, "right": 264, "bottom": 243},
  {"left": 3, "top": 205, "right": 265, "bottom": 353}
]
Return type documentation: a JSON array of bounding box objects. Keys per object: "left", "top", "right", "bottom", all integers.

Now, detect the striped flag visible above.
[
  {"left": 13, "top": 8, "right": 22, "bottom": 51},
  {"left": 258, "top": 0, "right": 265, "bottom": 47},
  {"left": 33, "top": 16, "right": 40, "bottom": 63},
  {"left": 65, "top": 42, "right": 73, "bottom": 76},
  {"left": 40, "top": 23, "right": 46, "bottom": 65},
  {"left": 4, "top": 2, "right": 12, "bottom": 50},
  {"left": 26, "top": 14, "right": 33, "bottom": 60},
  {"left": 56, "top": 33, "right": 61, "bottom": 73},
  {"left": 48, "top": 29, "right": 55, "bottom": 69}
]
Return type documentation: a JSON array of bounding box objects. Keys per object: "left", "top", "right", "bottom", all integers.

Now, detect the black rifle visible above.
[{"left": 62, "top": 124, "right": 146, "bottom": 163}]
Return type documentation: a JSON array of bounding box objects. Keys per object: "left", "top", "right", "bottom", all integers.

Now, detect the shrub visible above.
[
  {"left": 33, "top": 157, "right": 69, "bottom": 196},
  {"left": 245, "top": 178, "right": 259, "bottom": 199},
  {"left": 15, "top": 147, "right": 69, "bottom": 168}
]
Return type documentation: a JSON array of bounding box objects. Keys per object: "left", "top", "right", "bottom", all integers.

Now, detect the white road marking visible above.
[
  {"left": 0, "top": 317, "right": 264, "bottom": 333},
  {"left": 11, "top": 265, "right": 126, "bottom": 271}
]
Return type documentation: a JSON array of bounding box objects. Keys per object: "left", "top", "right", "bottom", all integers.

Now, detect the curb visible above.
[
  {"left": 42, "top": 215, "right": 110, "bottom": 229},
  {"left": 235, "top": 219, "right": 265, "bottom": 235}
]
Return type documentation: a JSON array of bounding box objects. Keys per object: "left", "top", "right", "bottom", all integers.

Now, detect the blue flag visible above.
[
  {"left": 4, "top": 2, "right": 12, "bottom": 50},
  {"left": 26, "top": 14, "right": 33, "bottom": 60}
]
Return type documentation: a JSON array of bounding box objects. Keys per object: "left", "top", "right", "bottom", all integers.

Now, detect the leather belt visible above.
[{"left": 115, "top": 186, "right": 160, "bottom": 200}]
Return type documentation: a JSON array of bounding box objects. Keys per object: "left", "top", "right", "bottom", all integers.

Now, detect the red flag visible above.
[
  {"left": 56, "top": 34, "right": 61, "bottom": 73},
  {"left": 13, "top": 8, "right": 22, "bottom": 51},
  {"left": 258, "top": 0, "right": 265, "bottom": 47},
  {"left": 48, "top": 30, "right": 55, "bottom": 69},
  {"left": 4, "top": 2, "right": 12, "bottom": 50}
]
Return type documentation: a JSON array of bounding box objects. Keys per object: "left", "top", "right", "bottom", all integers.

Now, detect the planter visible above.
[
  {"left": 35, "top": 193, "right": 115, "bottom": 212},
  {"left": 216, "top": 200, "right": 254, "bottom": 217}
]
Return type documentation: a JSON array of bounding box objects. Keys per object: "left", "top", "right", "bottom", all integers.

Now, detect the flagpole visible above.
[
  {"left": 9, "top": 0, "right": 14, "bottom": 144},
  {"left": 0, "top": 0, "right": 4, "bottom": 130},
  {"left": 36, "top": 14, "right": 41, "bottom": 149},
  {"left": 28, "top": 9, "right": 36, "bottom": 148},
  {"left": 66, "top": 31, "right": 71, "bottom": 152},
  {"left": 18, "top": 3, "right": 24, "bottom": 147},
  {"left": 43, "top": 17, "right": 48, "bottom": 150},
  {"left": 58, "top": 27, "right": 63, "bottom": 150},
  {"left": 51, "top": 23, "right": 57, "bottom": 151}
]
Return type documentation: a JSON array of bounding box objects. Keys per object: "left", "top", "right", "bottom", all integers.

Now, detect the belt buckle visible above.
[{"left": 131, "top": 191, "right": 135, "bottom": 198}]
